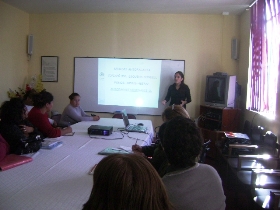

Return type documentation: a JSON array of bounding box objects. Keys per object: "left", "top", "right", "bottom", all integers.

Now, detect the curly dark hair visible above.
[
  {"left": 33, "top": 91, "right": 53, "bottom": 108},
  {"left": 0, "top": 98, "right": 26, "bottom": 124},
  {"left": 162, "top": 116, "right": 203, "bottom": 168}
]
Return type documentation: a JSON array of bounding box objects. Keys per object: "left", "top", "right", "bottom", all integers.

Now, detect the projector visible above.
[{"left": 88, "top": 125, "right": 113, "bottom": 136}]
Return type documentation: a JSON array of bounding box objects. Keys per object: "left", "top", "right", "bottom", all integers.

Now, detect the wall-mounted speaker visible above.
[
  {"left": 231, "top": 38, "right": 238, "bottom": 60},
  {"left": 27, "top": 34, "right": 34, "bottom": 55}
]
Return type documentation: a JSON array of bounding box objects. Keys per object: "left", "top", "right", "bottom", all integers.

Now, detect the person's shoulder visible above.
[
  {"left": 63, "top": 104, "right": 75, "bottom": 111},
  {"left": 197, "top": 163, "right": 219, "bottom": 174},
  {"left": 170, "top": 83, "right": 176, "bottom": 88},
  {"left": 181, "top": 83, "right": 189, "bottom": 88}
]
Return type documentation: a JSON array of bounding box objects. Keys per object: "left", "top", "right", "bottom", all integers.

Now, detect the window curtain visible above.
[{"left": 247, "top": 0, "right": 280, "bottom": 118}]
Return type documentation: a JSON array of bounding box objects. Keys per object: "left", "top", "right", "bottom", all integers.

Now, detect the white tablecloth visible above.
[{"left": 0, "top": 118, "right": 153, "bottom": 210}]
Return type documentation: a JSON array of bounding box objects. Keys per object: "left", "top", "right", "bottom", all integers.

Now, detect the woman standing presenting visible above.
[{"left": 162, "top": 71, "right": 191, "bottom": 109}]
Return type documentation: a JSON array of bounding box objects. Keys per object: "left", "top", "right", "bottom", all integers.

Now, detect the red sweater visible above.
[{"left": 28, "top": 107, "right": 61, "bottom": 138}]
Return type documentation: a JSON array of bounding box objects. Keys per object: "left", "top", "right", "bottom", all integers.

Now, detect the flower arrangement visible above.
[{"left": 7, "top": 75, "right": 45, "bottom": 99}]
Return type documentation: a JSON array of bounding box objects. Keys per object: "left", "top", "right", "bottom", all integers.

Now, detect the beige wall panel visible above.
[{"left": 0, "top": 1, "right": 29, "bottom": 103}]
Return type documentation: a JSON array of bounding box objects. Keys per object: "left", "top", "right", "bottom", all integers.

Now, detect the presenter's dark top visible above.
[{"left": 164, "top": 83, "right": 191, "bottom": 109}]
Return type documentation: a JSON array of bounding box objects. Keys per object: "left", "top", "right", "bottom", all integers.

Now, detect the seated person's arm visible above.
[
  {"left": 60, "top": 126, "right": 72, "bottom": 136},
  {"left": 65, "top": 106, "right": 97, "bottom": 122},
  {"left": 132, "top": 145, "right": 157, "bottom": 157}
]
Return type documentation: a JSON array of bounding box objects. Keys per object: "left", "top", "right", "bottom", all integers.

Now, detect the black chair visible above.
[
  {"left": 269, "top": 191, "right": 280, "bottom": 210},
  {"left": 227, "top": 132, "right": 279, "bottom": 209},
  {"left": 243, "top": 120, "right": 252, "bottom": 137},
  {"left": 51, "top": 114, "right": 62, "bottom": 124},
  {"left": 198, "top": 140, "right": 211, "bottom": 163},
  {"left": 251, "top": 169, "right": 280, "bottom": 209},
  {"left": 51, "top": 114, "right": 69, "bottom": 127},
  {"left": 112, "top": 112, "right": 136, "bottom": 119}
]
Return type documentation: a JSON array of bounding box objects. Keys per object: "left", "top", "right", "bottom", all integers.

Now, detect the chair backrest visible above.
[
  {"left": 262, "top": 131, "right": 278, "bottom": 156},
  {"left": 51, "top": 114, "right": 62, "bottom": 123},
  {"left": 250, "top": 125, "right": 264, "bottom": 144},
  {"left": 243, "top": 120, "right": 252, "bottom": 137},
  {"left": 198, "top": 140, "right": 211, "bottom": 163},
  {"left": 112, "top": 113, "right": 136, "bottom": 119}
]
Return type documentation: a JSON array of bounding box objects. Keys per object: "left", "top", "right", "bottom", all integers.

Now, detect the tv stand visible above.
[{"left": 198, "top": 105, "right": 240, "bottom": 158}]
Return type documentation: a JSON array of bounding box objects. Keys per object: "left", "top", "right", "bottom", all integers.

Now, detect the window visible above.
[{"left": 246, "top": 0, "right": 280, "bottom": 119}]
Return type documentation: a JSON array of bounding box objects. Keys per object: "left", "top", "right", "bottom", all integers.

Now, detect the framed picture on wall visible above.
[{"left": 41, "top": 56, "right": 58, "bottom": 82}]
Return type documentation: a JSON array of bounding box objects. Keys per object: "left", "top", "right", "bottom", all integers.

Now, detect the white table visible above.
[{"left": 0, "top": 118, "right": 153, "bottom": 210}]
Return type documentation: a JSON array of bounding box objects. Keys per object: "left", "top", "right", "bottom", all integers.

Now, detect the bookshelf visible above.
[{"left": 198, "top": 105, "right": 241, "bottom": 158}]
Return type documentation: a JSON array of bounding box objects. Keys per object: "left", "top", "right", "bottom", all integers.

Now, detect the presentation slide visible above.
[
  {"left": 98, "top": 58, "right": 161, "bottom": 108},
  {"left": 74, "top": 57, "right": 185, "bottom": 115}
]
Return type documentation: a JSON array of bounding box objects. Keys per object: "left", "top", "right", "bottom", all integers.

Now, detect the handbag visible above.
[{"left": 19, "top": 135, "right": 43, "bottom": 154}]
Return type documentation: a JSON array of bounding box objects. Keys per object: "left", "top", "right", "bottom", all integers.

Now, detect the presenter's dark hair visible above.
[
  {"left": 82, "top": 154, "right": 173, "bottom": 210},
  {"left": 69, "top": 93, "right": 80, "bottom": 100},
  {"left": 0, "top": 98, "right": 26, "bottom": 124},
  {"left": 33, "top": 91, "right": 53, "bottom": 108},
  {"left": 175, "top": 71, "right": 184, "bottom": 83},
  {"left": 162, "top": 116, "right": 203, "bottom": 168}
]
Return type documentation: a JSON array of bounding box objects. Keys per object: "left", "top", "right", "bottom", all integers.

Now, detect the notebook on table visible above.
[
  {"left": 0, "top": 154, "right": 33, "bottom": 171},
  {"left": 41, "top": 139, "right": 63, "bottom": 150},
  {"left": 121, "top": 109, "right": 147, "bottom": 133},
  {"left": 98, "top": 147, "right": 132, "bottom": 155}
]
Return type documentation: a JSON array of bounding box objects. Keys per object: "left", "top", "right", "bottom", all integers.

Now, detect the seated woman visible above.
[
  {"left": 28, "top": 91, "right": 72, "bottom": 138},
  {"left": 0, "top": 98, "right": 43, "bottom": 154},
  {"left": 162, "top": 116, "right": 226, "bottom": 210},
  {"left": 23, "top": 90, "right": 55, "bottom": 126},
  {"left": 60, "top": 93, "right": 100, "bottom": 125},
  {"left": 132, "top": 105, "right": 190, "bottom": 176},
  {"left": 82, "top": 154, "right": 174, "bottom": 210}
]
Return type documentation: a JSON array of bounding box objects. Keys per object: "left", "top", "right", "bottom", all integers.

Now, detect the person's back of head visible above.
[
  {"left": 33, "top": 91, "right": 53, "bottom": 108},
  {"left": 0, "top": 98, "right": 25, "bottom": 124},
  {"left": 162, "top": 116, "right": 203, "bottom": 168},
  {"left": 83, "top": 154, "right": 173, "bottom": 210},
  {"left": 23, "top": 89, "right": 36, "bottom": 105},
  {"left": 162, "top": 105, "right": 190, "bottom": 122}
]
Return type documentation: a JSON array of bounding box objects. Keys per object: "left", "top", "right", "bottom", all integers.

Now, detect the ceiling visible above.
[{"left": 2, "top": 0, "right": 253, "bottom": 15}]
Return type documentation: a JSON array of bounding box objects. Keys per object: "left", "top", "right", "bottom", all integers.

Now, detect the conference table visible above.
[{"left": 0, "top": 118, "right": 153, "bottom": 210}]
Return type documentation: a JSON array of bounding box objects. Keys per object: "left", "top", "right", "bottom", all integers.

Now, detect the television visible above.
[{"left": 204, "top": 73, "right": 236, "bottom": 108}]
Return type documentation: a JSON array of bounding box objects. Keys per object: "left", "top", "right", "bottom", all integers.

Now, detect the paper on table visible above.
[
  {"left": 224, "top": 132, "right": 250, "bottom": 139},
  {"left": 119, "top": 146, "right": 132, "bottom": 152},
  {"left": 63, "top": 132, "right": 75, "bottom": 136},
  {"left": 98, "top": 147, "right": 132, "bottom": 155}
]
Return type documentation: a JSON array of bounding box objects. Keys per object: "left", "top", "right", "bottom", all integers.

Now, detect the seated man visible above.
[{"left": 162, "top": 116, "right": 226, "bottom": 210}]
